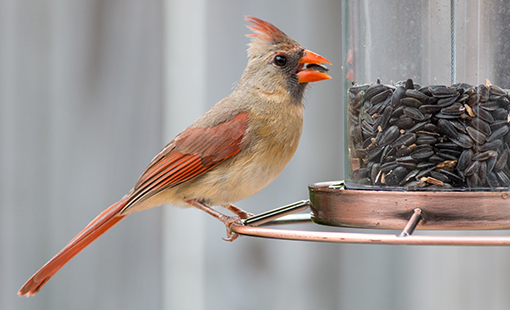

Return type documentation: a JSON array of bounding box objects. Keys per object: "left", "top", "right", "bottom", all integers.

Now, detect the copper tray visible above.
[{"left": 309, "top": 181, "right": 510, "bottom": 230}]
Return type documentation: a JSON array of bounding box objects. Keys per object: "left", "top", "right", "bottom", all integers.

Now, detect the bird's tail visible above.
[{"left": 18, "top": 198, "right": 129, "bottom": 296}]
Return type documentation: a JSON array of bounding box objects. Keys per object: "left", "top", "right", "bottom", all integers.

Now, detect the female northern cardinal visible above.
[{"left": 18, "top": 16, "right": 331, "bottom": 296}]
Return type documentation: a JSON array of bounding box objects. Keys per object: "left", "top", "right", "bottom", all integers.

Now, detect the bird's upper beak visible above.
[{"left": 296, "top": 50, "right": 332, "bottom": 83}]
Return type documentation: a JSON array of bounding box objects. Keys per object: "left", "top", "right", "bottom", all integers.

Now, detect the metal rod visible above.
[
  {"left": 398, "top": 208, "right": 423, "bottom": 237},
  {"left": 230, "top": 225, "right": 510, "bottom": 246},
  {"left": 257, "top": 213, "right": 311, "bottom": 226},
  {"left": 450, "top": 0, "right": 456, "bottom": 84},
  {"left": 242, "top": 200, "right": 311, "bottom": 227}
]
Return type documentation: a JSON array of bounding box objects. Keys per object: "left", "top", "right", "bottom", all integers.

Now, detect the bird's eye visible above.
[{"left": 273, "top": 54, "right": 287, "bottom": 67}]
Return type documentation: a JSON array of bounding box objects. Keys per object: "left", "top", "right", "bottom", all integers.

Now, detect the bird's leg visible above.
[
  {"left": 221, "top": 204, "right": 254, "bottom": 219},
  {"left": 185, "top": 199, "right": 242, "bottom": 241}
]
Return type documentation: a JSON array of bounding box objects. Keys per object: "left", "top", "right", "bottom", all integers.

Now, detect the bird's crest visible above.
[{"left": 245, "top": 16, "right": 299, "bottom": 57}]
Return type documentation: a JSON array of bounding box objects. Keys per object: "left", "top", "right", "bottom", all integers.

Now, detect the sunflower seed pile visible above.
[{"left": 348, "top": 78, "right": 510, "bottom": 190}]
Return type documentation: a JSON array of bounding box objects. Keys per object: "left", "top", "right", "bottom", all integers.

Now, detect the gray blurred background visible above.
[{"left": 2, "top": 1, "right": 510, "bottom": 310}]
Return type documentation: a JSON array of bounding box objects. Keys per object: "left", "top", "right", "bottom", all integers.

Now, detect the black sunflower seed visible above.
[
  {"left": 473, "top": 105, "right": 495, "bottom": 123},
  {"left": 403, "top": 107, "right": 426, "bottom": 121},
  {"left": 364, "top": 84, "right": 386, "bottom": 102},
  {"left": 487, "top": 125, "right": 509, "bottom": 142},
  {"left": 466, "top": 126, "right": 487, "bottom": 145},
  {"left": 378, "top": 125, "right": 400, "bottom": 145},
  {"left": 410, "top": 145, "right": 434, "bottom": 159},
  {"left": 470, "top": 117, "right": 491, "bottom": 136},
  {"left": 391, "top": 86, "right": 406, "bottom": 108}
]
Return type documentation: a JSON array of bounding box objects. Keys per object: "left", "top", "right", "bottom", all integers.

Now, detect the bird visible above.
[{"left": 18, "top": 15, "right": 331, "bottom": 296}]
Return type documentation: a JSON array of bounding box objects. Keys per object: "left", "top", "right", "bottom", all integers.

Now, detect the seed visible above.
[
  {"left": 436, "top": 95, "right": 460, "bottom": 107},
  {"left": 498, "top": 96, "right": 510, "bottom": 110},
  {"left": 405, "top": 78, "right": 414, "bottom": 90},
  {"left": 417, "top": 162, "right": 436, "bottom": 169},
  {"left": 478, "top": 84, "right": 489, "bottom": 102},
  {"left": 400, "top": 169, "right": 420, "bottom": 185},
  {"left": 385, "top": 166, "right": 408, "bottom": 186},
  {"left": 410, "top": 145, "right": 434, "bottom": 159},
  {"left": 380, "top": 161, "right": 398, "bottom": 173},
  {"left": 465, "top": 161, "right": 480, "bottom": 176},
  {"left": 487, "top": 125, "right": 509, "bottom": 142},
  {"left": 439, "top": 169, "right": 464, "bottom": 184},
  {"left": 495, "top": 149, "right": 508, "bottom": 171},
  {"left": 438, "top": 119, "right": 459, "bottom": 139},
  {"left": 403, "top": 107, "right": 426, "bottom": 121},
  {"left": 473, "top": 105, "right": 494, "bottom": 123},
  {"left": 390, "top": 86, "right": 406, "bottom": 108},
  {"left": 416, "top": 167, "right": 435, "bottom": 179},
  {"left": 441, "top": 102, "right": 464, "bottom": 116},
  {"left": 472, "top": 150, "right": 497, "bottom": 161},
  {"left": 419, "top": 104, "right": 442, "bottom": 114},
  {"left": 364, "top": 84, "right": 386, "bottom": 102},
  {"left": 487, "top": 172, "right": 500, "bottom": 187},
  {"left": 479, "top": 161, "right": 488, "bottom": 183},
  {"left": 435, "top": 112, "right": 460, "bottom": 120},
  {"left": 429, "top": 170, "right": 449, "bottom": 182},
  {"left": 466, "top": 126, "right": 487, "bottom": 145},
  {"left": 449, "top": 120, "right": 468, "bottom": 134},
  {"left": 497, "top": 170, "right": 510, "bottom": 186},
  {"left": 395, "top": 116, "right": 415, "bottom": 129},
  {"left": 453, "top": 133, "right": 474, "bottom": 149},
  {"left": 377, "top": 105, "right": 393, "bottom": 129},
  {"left": 416, "top": 135, "right": 437, "bottom": 145},
  {"left": 470, "top": 117, "right": 491, "bottom": 136},
  {"left": 480, "top": 100, "right": 500, "bottom": 111},
  {"left": 392, "top": 132, "right": 417, "bottom": 148},
  {"left": 487, "top": 155, "right": 497, "bottom": 174},
  {"left": 378, "top": 125, "right": 400, "bottom": 145},
  {"left": 371, "top": 163, "right": 381, "bottom": 184},
  {"left": 466, "top": 174, "right": 481, "bottom": 187},
  {"left": 423, "top": 123, "right": 439, "bottom": 132},
  {"left": 407, "top": 121, "right": 428, "bottom": 133},
  {"left": 479, "top": 139, "right": 502, "bottom": 152},
  {"left": 492, "top": 108, "right": 508, "bottom": 121},
  {"left": 429, "top": 154, "right": 445, "bottom": 162},
  {"left": 396, "top": 155, "right": 418, "bottom": 164},
  {"left": 489, "top": 84, "right": 506, "bottom": 96},
  {"left": 367, "top": 146, "right": 383, "bottom": 162},
  {"left": 401, "top": 97, "right": 423, "bottom": 108},
  {"left": 405, "top": 89, "right": 429, "bottom": 100},
  {"left": 370, "top": 89, "right": 392, "bottom": 105},
  {"left": 436, "top": 152, "right": 459, "bottom": 161},
  {"left": 431, "top": 86, "right": 458, "bottom": 98},
  {"left": 457, "top": 150, "right": 473, "bottom": 171},
  {"left": 435, "top": 142, "right": 461, "bottom": 150}
]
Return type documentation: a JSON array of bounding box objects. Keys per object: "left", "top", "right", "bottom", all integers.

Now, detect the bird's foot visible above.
[
  {"left": 185, "top": 199, "right": 245, "bottom": 241},
  {"left": 221, "top": 204, "right": 254, "bottom": 219},
  {"left": 221, "top": 216, "right": 244, "bottom": 242}
]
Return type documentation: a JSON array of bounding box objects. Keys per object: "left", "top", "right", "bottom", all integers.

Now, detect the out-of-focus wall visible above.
[{"left": 1, "top": 1, "right": 163, "bottom": 309}]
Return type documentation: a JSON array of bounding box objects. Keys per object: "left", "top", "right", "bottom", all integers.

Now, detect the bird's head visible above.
[{"left": 240, "top": 16, "right": 331, "bottom": 101}]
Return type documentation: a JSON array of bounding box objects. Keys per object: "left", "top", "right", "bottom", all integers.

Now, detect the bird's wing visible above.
[{"left": 122, "top": 112, "right": 250, "bottom": 211}]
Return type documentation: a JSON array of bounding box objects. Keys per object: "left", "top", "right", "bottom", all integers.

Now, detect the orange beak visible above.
[{"left": 297, "top": 50, "right": 332, "bottom": 83}]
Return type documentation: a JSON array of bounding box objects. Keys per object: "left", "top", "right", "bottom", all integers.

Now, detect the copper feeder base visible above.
[
  {"left": 230, "top": 181, "right": 510, "bottom": 246},
  {"left": 309, "top": 181, "right": 510, "bottom": 230}
]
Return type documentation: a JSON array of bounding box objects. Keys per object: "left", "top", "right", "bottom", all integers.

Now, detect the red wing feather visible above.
[{"left": 126, "top": 112, "right": 250, "bottom": 208}]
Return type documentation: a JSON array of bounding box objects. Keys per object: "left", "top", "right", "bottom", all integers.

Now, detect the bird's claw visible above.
[{"left": 221, "top": 216, "right": 244, "bottom": 242}]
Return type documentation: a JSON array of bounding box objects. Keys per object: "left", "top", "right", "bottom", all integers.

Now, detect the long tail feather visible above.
[{"left": 18, "top": 198, "right": 129, "bottom": 296}]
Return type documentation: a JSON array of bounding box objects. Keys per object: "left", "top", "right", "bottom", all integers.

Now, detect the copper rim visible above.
[{"left": 309, "top": 181, "right": 510, "bottom": 230}]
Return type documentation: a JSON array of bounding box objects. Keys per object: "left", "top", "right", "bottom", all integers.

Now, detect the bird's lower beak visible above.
[{"left": 297, "top": 50, "right": 332, "bottom": 83}]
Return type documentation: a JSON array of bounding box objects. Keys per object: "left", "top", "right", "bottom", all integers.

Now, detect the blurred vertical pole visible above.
[{"left": 162, "top": 1, "right": 207, "bottom": 310}]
